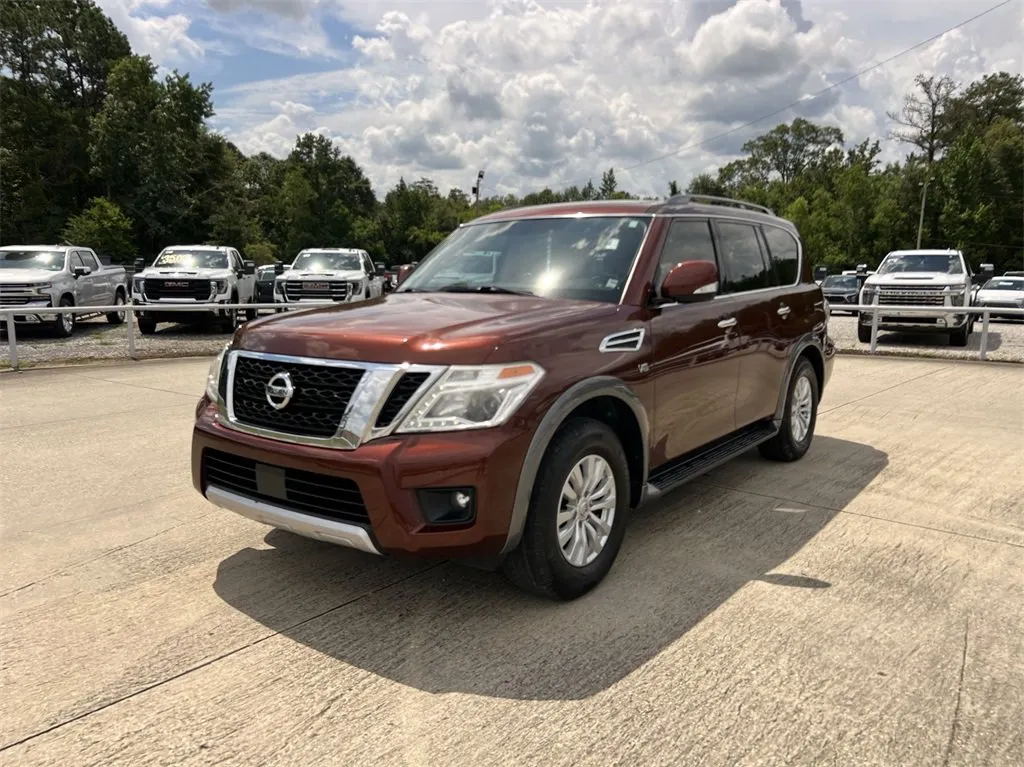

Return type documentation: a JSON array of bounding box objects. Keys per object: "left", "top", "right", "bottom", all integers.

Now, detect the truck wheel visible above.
[
  {"left": 759, "top": 357, "right": 819, "bottom": 463},
  {"left": 106, "top": 291, "right": 127, "bottom": 325},
  {"left": 53, "top": 297, "right": 75, "bottom": 338},
  {"left": 220, "top": 295, "right": 240, "bottom": 333},
  {"left": 501, "top": 417, "right": 630, "bottom": 601},
  {"left": 245, "top": 297, "right": 257, "bottom": 321},
  {"left": 138, "top": 318, "right": 157, "bottom": 335},
  {"left": 950, "top": 324, "right": 970, "bottom": 347},
  {"left": 857, "top": 322, "right": 872, "bottom": 343}
]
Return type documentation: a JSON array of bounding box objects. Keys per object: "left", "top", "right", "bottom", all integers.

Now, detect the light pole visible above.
[
  {"left": 471, "top": 170, "right": 485, "bottom": 204},
  {"left": 916, "top": 176, "right": 933, "bottom": 249}
]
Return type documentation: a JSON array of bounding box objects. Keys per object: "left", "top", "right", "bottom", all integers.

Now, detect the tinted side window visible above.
[
  {"left": 655, "top": 219, "right": 718, "bottom": 293},
  {"left": 714, "top": 222, "right": 771, "bottom": 293},
  {"left": 70, "top": 252, "right": 86, "bottom": 270},
  {"left": 762, "top": 226, "right": 800, "bottom": 285},
  {"left": 77, "top": 251, "right": 99, "bottom": 270}
]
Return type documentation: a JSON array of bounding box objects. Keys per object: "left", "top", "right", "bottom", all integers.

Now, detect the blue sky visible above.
[{"left": 97, "top": 0, "right": 1023, "bottom": 198}]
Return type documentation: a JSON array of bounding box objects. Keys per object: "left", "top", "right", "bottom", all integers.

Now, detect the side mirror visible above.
[
  {"left": 273, "top": 261, "right": 285, "bottom": 275},
  {"left": 660, "top": 260, "right": 718, "bottom": 303},
  {"left": 242, "top": 260, "right": 256, "bottom": 275},
  {"left": 73, "top": 266, "right": 91, "bottom": 278},
  {"left": 133, "top": 258, "right": 146, "bottom": 272},
  {"left": 980, "top": 263, "right": 994, "bottom": 277}
]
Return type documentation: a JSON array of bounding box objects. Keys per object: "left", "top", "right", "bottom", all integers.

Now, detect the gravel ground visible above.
[{"left": 2, "top": 310, "right": 1022, "bottom": 370}]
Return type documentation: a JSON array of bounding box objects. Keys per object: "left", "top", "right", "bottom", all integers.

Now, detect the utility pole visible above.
[
  {"left": 471, "top": 170, "right": 485, "bottom": 204},
  {"left": 916, "top": 176, "right": 933, "bottom": 249}
]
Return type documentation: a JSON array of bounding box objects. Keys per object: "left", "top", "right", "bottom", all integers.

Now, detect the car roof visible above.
[
  {"left": 297, "top": 247, "right": 365, "bottom": 253},
  {"left": 0, "top": 244, "right": 74, "bottom": 251},
  {"left": 986, "top": 275, "right": 1024, "bottom": 282},
  {"left": 887, "top": 249, "right": 963, "bottom": 256},
  {"left": 160, "top": 244, "right": 229, "bottom": 252},
  {"left": 468, "top": 196, "right": 797, "bottom": 233}
]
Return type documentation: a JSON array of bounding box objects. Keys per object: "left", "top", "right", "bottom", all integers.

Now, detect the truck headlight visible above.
[
  {"left": 133, "top": 278, "right": 145, "bottom": 293},
  {"left": 860, "top": 287, "right": 877, "bottom": 304},
  {"left": 212, "top": 279, "right": 228, "bottom": 294},
  {"left": 206, "top": 345, "right": 229, "bottom": 402},
  {"left": 949, "top": 290, "right": 965, "bottom": 306},
  {"left": 396, "top": 362, "right": 545, "bottom": 432}
]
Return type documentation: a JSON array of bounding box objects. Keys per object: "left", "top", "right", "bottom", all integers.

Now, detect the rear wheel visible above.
[
  {"left": 106, "top": 291, "right": 126, "bottom": 324},
  {"left": 759, "top": 357, "right": 819, "bottom": 463},
  {"left": 501, "top": 417, "right": 630, "bottom": 600},
  {"left": 53, "top": 296, "right": 75, "bottom": 338}
]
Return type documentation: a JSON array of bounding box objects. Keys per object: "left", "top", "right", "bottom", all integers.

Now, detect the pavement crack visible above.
[
  {"left": 818, "top": 365, "right": 948, "bottom": 415},
  {"left": 941, "top": 617, "right": 970, "bottom": 767},
  {"left": 0, "top": 561, "right": 445, "bottom": 753}
]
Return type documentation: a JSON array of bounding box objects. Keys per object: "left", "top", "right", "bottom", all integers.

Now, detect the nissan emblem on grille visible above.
[{"left": 265, "top": 371, "right": 295, "bottom": 410}]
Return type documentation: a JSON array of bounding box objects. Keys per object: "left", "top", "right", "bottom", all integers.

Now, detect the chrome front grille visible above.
[
  {"left": 878, "top": 288, "right": 947, "bottom": 306},
  {"left": 221, "top": 351, "right": 443, "bottom": 448},
  {"left": 283, "top": 280, "right": 351, "bottom": 302}
]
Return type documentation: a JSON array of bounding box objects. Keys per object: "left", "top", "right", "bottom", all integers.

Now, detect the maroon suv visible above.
[{"left": 192, "top": 195, "right": 835, "bottom": 600}]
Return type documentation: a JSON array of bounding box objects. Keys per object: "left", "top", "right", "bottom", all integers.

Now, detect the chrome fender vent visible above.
[{"left": 599, "top": 328, "right": 646, "bottom": 353}]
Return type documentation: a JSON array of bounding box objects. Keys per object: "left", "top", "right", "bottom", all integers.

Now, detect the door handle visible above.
[
  {"left": 777, "top": 305, "right": 791, "bottom": 317},
  {"left": 717, "top": 317, "right": 737, "bottom": 329}
]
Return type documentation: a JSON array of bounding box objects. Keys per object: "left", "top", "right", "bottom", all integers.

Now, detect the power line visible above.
[{"left": 620, "top": 0, "right": 1016, "bottom": 174}]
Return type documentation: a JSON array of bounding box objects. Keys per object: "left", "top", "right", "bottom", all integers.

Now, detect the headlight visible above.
[
  {"left": 860, "top": 287, "right": 877, "bottom": 304},
  {"left": 396, "top": 362, "right": 545, "bottom": 432},
  {"left": 206, "top": 345, "right": 229, "bottom": 402},
  {"left": 133, "top": 278, "right": 145, "bottom": 292},
  {"left": 948, "top": 288, "right": 966, "bottom": 306},
  {"left": 212, "top": 279, "right": 228, "bottom": 293}
]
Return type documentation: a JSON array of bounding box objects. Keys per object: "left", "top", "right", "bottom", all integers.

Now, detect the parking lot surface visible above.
[{"left": 1, "top": 356, "right": 1022, "bottom": 766}]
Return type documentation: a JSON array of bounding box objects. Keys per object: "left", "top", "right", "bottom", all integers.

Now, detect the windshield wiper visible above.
[{"left": 435, "top": 283, "right": 535, "bottom": 296}]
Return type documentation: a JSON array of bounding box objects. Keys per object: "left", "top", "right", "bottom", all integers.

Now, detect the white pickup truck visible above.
[
  {"left": 858, "top": 249, "right": 975, "bottom": 347},
  {"left": 273, "top": 248, "right": 384, "bottom": 306},
  {"left": 132, "top": 245, "right": 256, "bottom": 334},
  {"left": 0, "top": 245, "right": 128, "bottom": 337}
]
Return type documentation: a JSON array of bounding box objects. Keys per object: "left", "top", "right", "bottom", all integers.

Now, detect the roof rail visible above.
[{"left": 664, "top": 194, "right": 774, "bottom": 216}]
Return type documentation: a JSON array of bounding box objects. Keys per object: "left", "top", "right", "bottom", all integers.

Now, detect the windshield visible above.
[
  {"left": 0, "top": 250, "right": 65, "bottom": 271},
  {"left": 398, "top": 216, "right": 651, "bottom": 303},
  {"left": 291, "top": 251, "right": 362, "bottom": 272},
  {"left": 982, "top": 278, "right": 1024, "bottom": 291},
  {"left": 821, "top": 275, "right": 859, "bottom": 289},
  {"left": 153, "top": 249, "right": 229, "bottom": 269},
  {"left": 877, "top": 254, "right": 963, "bottom": 275}
]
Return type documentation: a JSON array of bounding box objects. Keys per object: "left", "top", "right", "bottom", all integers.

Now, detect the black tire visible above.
[
  {"left": 137, "top": 318, "right": 157, "bottom": 335},
  {"left": 501, "top": 417, "right": 631, "bottom": 601},
  {"left": 857, "top": 322, "right": 872, "bottom": 343},
  {"left": 53, "top": 296, "right": 75, "bottom": 338},
  {"left": 245, "top": 296, "right": 257, "bottom": 321},
  {"left": 106, "top": 291, "right": 127, "bottom": 324},
  {"left": 220, "top": 294, "right": 239, "bottom": 333},
  {"left": 759, "top": 357, "right": 819, "bottom": 463},
  {"left": 950, "top": 324, "right": 969, "bottom": 347}
]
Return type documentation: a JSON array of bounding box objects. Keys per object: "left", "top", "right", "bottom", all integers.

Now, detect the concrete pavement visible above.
[{"left": 1, "top": 356, "right": 1022, "bottom": 766}]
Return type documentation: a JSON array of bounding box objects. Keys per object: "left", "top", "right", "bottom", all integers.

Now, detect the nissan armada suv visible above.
[{"left": 192, "top": 195, "right": 835, "bottom": 600}]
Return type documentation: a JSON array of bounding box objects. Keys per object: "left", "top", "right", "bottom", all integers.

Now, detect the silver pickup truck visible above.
[{"left": 0, "top": 245, "right": 128, "bottom": 337}]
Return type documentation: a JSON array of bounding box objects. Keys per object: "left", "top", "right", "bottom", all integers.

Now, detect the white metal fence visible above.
[{"left": 2, "top": 300, "right": 1023, "bottom": 372}]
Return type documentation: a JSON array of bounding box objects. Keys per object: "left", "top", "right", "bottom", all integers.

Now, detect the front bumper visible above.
[
  {"left": 133, "top": 295, "right": 234, "bottom": 323},
  {"left": 0, "top": 296, "right": 56, "bottom": 324},
  {"left": 859, "top": 311, "right": 969, "bottom": 332},
  {"left": 191, "top": 397, "right": 531, "bottom": 560}
]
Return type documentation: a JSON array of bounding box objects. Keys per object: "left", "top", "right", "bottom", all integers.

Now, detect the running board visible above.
[{"left": 645, "top": 420, "right": 779, "bottom": 499}]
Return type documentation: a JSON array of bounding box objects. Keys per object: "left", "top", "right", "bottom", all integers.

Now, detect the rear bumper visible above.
[{"left": 191, "top": 397, "right": 531, "bottom": 560}]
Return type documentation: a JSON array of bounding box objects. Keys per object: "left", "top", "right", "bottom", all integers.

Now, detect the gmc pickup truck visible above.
[
  {"left": 132, "top": 245, "right": 256, "bottom": 334},
  {"left": 193, "top": 195, "right": 835, "bottom": 600},
  {"left": 273, "top": 248, "right": 384, "bottom": 306},
  {"left": 0, "top": 245, "right": 128, "bottom": 337}
]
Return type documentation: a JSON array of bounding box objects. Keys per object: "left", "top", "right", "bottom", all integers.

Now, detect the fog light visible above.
[{"left": 417, "top": 487, "right": 476, "bottom": 525}]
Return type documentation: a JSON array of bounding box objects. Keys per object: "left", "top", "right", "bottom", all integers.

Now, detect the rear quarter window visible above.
[{"left": 762, "top": 226, "right": 800, "bottom": 285}]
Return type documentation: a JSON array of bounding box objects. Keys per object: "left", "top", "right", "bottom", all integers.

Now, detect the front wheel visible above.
[
  {"left": 501, "top": 417, "right": 631, "bottom": 601},
  {"left": 759, "top": 357, "right": 819, "bottom": 463},
  {"left": 857, "top": 322, "right": 872, "bottom": 343},
  {"left": 220, "top": 296, "right": 240, "bottom": 333},
  {"left": 53, "top": 297, "right": 75, "bottom": 338},
  {"left": 950, "top": 323, "right": 970, "bottom": 347}
]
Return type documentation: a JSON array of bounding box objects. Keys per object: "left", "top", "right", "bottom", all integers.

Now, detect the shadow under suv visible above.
[{"left": 192, "top": 194, "right": 835, "bottom": 600}]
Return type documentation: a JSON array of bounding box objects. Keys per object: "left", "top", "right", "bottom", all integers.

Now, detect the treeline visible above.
[{"left": 2, "top": 1, "right": 1022, "bottom": 273}]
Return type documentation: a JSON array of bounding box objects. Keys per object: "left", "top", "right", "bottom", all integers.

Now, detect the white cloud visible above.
[
  {"left": 209, "top": 0, "right": 1023, "bottom": 198},
  {"left": 96, "top": 0, "right": 205, "bottom": 65}
]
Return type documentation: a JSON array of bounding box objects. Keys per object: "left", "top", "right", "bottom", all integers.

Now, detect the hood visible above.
[
  {"left": 140, "top": 268, "right": 233, "bottom": 279},
  {"left": 278, "top": 270, "right": 364, "bottom": 281},
  {"left": 864, "top": 272, "right": 965, "bottom": 288},
  {"left": 234, "top": 291, "right": 620, "bottom": 365},
  {"left": 0, "top": 268, "right": 59, "bottom": 284}
]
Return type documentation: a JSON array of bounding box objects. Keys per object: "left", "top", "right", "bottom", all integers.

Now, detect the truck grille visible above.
[
  {"left": 144, "top": 279, "right": 212, "bottom": 301},
  {"left": 283, "top": 281, "right": 351, "bottom": 302},
  {"left": 878, "top": 288, "right": 947, "bottom": 307},
  {"left": 202, "top": 449, "right": 369, "bottom": 525},
  {"left": 230, "top": 355, "right": 365, "bottom": 438},
  {"left": 374, "top": 372, "right": 430, "bottom": 427},
  {"left": 0, "top": 296, "right": 35, "bottom": 306}
]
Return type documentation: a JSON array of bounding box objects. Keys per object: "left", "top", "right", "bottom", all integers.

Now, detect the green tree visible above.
[
  {"left": 61, "top": 197, "right": 135, "bottom": 262},
  {"left": 599, "top": 168, "right": 618, "bottom": 198}
]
